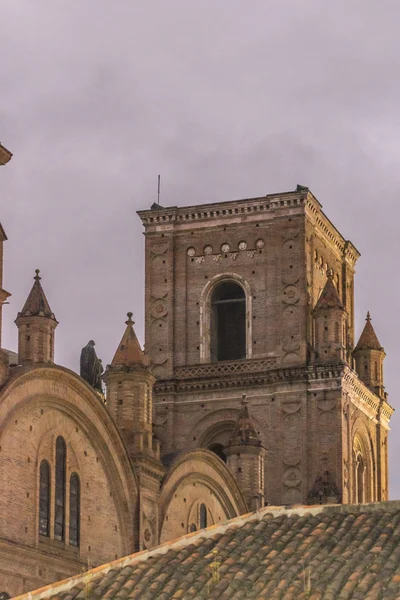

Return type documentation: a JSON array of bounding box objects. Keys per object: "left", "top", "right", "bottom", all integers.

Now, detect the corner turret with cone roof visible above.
[
  {"left": 353, "top": 312, "right": 386, "bottom": 398},
  {"left": 103, "top": 313, "right": 161, "bottom": 461},
  {"left": 224, "top": 394, "right": 266, "bottom": 510},
  {"left": 15, "top": 270, "right": 58, "bottom": 365},
  {"left": 103, "top": 313, "right": 165, "bottom": 550},
  {"left": 313, "top": 269, "right": 348, "bottom": 364}
]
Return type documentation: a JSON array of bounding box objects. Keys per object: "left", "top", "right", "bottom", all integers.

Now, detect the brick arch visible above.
[
  {"left": 199, "top": 272, "right": 253, "bottom": 363},
  {"left": 159, "top": 449, "right": 246, "bottom": 542},
  {"left": 188, "top": 407, "right": 263, "bottom": 450},
  {"left": 0, "top": 365, "right": 138, "bottom": 562}
]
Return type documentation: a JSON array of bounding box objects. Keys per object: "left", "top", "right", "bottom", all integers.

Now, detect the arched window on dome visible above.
[
  {"left": 199, "top": 503, "right": 208, "bottom": 529},
  {"left": 54, "top": 436, "right": 66, "bottom": 541},
  {"left": 210, "top": 281, "right": 246, "bottom": 362},
  {"left": 69, "top": 473, "right": 80, "bottom": 547},
  {"left": 39, "top": 460, "right": 50, "bottom": 537}
]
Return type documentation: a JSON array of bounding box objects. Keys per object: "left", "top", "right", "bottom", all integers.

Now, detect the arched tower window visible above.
[
  {"left": 39, "top": 460, "right": 50, "bottom": 537},
  {"left": 199, "top": 503, "right": 207, "bottom": 529},
  {"left": 54, "top": 436, "right": 66, "bottom": 541},
  {"left": 69, "top": 473, "right": 80, "bottom": 547},
  {"left": 210, "top": 282, "right": 246, "bottom": 362}
]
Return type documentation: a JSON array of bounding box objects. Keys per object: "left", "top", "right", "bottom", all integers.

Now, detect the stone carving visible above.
[
  {"left": 204, "top": 245, "right": 213, "bottom": 255},
  {"left": 255, "top": 239, "right": 265, "bottom": 249},
  {"left": 150, "top": 242, "right": 168, "bottom": 255},
  {"left": 283, "top": 409, "right": 301, "bottom": 466},
  {"left": 195, "top": 256, "right": 205, "bottom": 264},
  {"left": 283, "top": 467, "right": 302, "bottom": 487},
  {"left": 151, "top": 299, "right": 168, "bottom": 319},
  {"left": 212, "top": 254, "right": 222, "bottom": 262},
  {"left": 282, "top": 284, "right": 299, "bottom": 305},
  {"left": 229, "top": 252, "right": 239, "bottom": 260},
  {"left": 238, "top": 241, "right": 247, "bottom": 250},
  {"left": 246, "top": 250, "right": 256, "bottom": 258},
  {"left": 221, "top": 243, "right": 230, "bottom": 253},
  {"left": 80, "top": 341, "right": 103, "bottom": 392},
  {"left": 281, "top": 227, "right": 299, "bottom": 240},
  {"left": 187, "top": 247, "right": 196, "bottom": 256}
]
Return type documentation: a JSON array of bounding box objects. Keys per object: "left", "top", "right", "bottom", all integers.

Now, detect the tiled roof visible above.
[
  {"left": 16, "top": 270, "right": 56, "bottom": 321},
  {"left": 111, "top": 313, "right": 146, "bottom": 367},
  {"left": 354, "top": 313, "right": 383, "bottom": 352},
  {"left": 314, "top": 272, "right": 344, "bottom": 312},
  {"left": 16, "top": 501, "right": 400, "bottom": 600}
]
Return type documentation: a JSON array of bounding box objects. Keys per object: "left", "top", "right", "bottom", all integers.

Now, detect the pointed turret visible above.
[
  {"left": 103, "top": 313, "right": 159, "bottom": 458},
  {"left": 224, "top": 395, "right": 266, "bottom": 510},
  {"left": 354, "top": 312, "right": 382, "bottom": 351},
  {"left": 104, "top": 314, "right": 165, "bottom": 550},
  {"left": 228, "top": 395, "right": 262, "bottom": 447},
  {"left": 15, "top": 270, "right": 58, "bottom": 365},
  {"left": 314, "top": 271, "right": 344, "bottom": 311},
  {"left": 111, "top": 313, "right": 146, "bottom": 367},
  {"left": 353, "top": 312, "right": 385, "bottom": 397},
  {"left": 313, "top": 270, "right": 348, "bottom": 363}
]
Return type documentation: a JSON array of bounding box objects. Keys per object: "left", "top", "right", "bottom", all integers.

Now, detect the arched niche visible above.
[{"left": 351, "top": 421, "right": 376, "bottom": 503}]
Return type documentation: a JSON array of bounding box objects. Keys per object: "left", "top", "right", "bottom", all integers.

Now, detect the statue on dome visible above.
[{"left": 80, "top": 340, "right": 103, "bottom": 393}]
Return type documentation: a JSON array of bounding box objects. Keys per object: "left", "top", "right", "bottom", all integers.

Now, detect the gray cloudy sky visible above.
[{"left": 1, "top": 1, "right": 400, "bottom": 496}]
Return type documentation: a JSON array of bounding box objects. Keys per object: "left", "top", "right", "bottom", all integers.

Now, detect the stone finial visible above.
[
  {"left": 126, "top": 312, "right": 135, "bottom": 326},
  {"left": 241, "top": 393, "right": 248, "bottom": 405},
  {"left": 327, "top": 268, "right": 334, "bottom": 279},
  {"left": 366, "top": 311, "right": 371, "bottom": 321},
  {"left": 34, "top": 269, "right": 41, "bottom": 281}
]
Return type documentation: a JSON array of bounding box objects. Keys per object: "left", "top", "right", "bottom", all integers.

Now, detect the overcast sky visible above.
[{"left": 1, "top": 1, "right": 400, "bottom": 497}]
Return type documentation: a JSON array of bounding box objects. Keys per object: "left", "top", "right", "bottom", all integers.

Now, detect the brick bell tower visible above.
[{"left": 137, "top": 187, "right": 393, "bottom": 507}]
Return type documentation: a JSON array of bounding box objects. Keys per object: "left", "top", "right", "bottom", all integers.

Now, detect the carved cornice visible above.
[
  {"left": 342, "top": 367, "right": 394, "bottom": 428},
  {"left": 305, "top": 194, "right": 360, "bottom": 267},
  {"left": 137, "top": 192, "right": 307, "bottom": 228},
  {"left": 154, "top": 361, "right": 345, "bottom": 395}
]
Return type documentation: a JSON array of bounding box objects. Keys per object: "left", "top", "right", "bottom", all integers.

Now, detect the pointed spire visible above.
[
  {"left": 354, "top": 312, "right": 383, "bottom": 351},
  {"left": 314, "top": 270, "right": 344, "bottom": 312},
  {"left": 111, "top": 312, "right": 146, "bottom": 367},
  {"left": 17, "top": 269, "right": 57, "bottom": 321},
  {"left": 228, "top": 394, "right": 262, "bottom": 447}
]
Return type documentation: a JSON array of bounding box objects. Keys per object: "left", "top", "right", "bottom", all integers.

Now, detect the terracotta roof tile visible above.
[{"left": 15, "top": 502, "right": 400, "bottom": 600}]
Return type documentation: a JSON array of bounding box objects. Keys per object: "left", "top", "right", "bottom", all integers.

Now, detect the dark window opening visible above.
[
  {"left": 200, "top": 503, "right": 207, "bottom": 529},
  {"left": 189, "top": 523, "right": 197, "bottom": 533},
  {"left": 54, "top": 436, "right": 66, "bottom": 541},
  {"left": 210, "top": 282, "right": 246, "bottom": 362},
  {"left": 69, "top": 473, "right": 80, "bottom": 547},
  {"left": 356, "top": 455, "right": 365, "bottom": 503},
  {"left": 39, "top": 460, "right": 50, "bottom": 537},
  {"left": 208, "top": 443, "right": 226, "bottom": 463}
]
